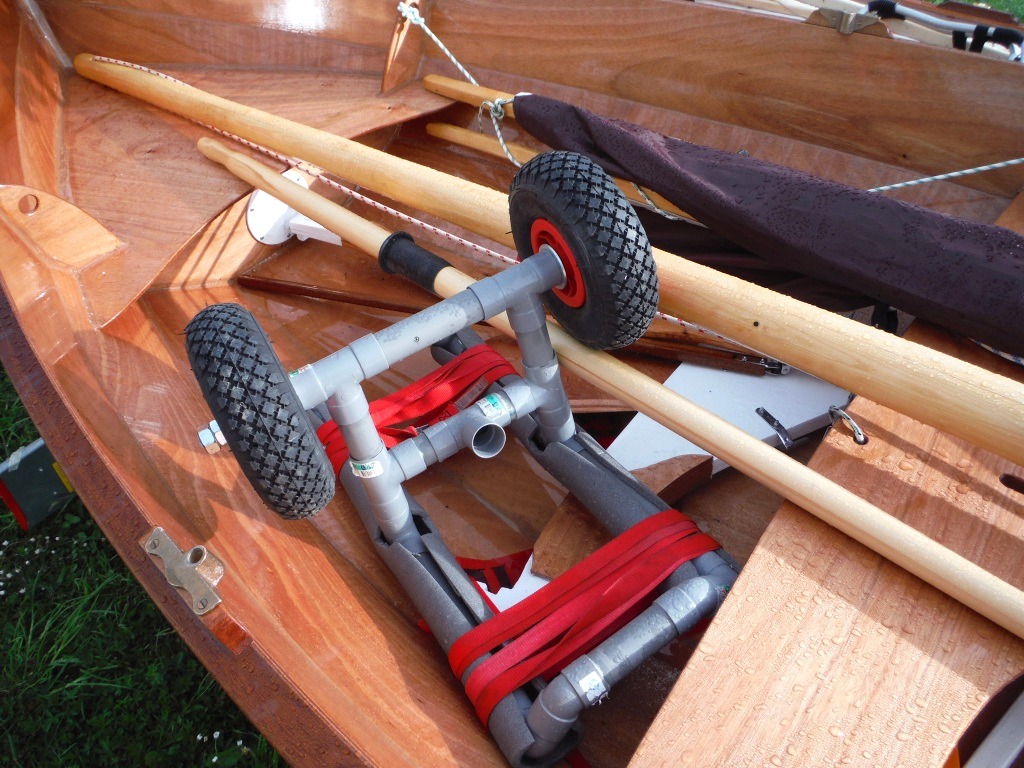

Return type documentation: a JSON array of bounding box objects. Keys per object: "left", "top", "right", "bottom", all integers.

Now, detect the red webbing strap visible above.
[
  {"left": 317, "top": 344, "right": 517, "bottom": 472},
  {"left": 457, "top": 548, "right": 534, "bottom": 594},
  {"left": 448, "top": 509, "right": 719, "bottom": 725}
]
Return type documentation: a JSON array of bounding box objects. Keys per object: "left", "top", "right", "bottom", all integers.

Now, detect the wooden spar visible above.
[
  {"left": 197, "top": 136, "right": 1024, "bottom": 640},
  {"left": 72, "top": 54, "right": 1024, "bottom": 470},
  {"left": 424, "top": 122, "right": 696, "bottom": 221},
  {"left": 421, "top": 75, "right": 520, "bottom": 118}
]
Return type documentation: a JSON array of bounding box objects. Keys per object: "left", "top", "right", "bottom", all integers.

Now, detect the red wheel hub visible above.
[{"left": 530, "top": 219, "right": 586, "bottom": 308}]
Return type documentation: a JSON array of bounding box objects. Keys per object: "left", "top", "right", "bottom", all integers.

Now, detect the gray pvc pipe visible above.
[
  {"left": 389, "top": 386, "right": 528, "bottom": 481},
  {"left": 524, "top": 572, "right": 733, "bottom": 758},
  {"left": 288, "top": 250, "right": 564, "bottom": 408},
  {"left": 505, "top": 281, "right": 574, "bottom": 445}
]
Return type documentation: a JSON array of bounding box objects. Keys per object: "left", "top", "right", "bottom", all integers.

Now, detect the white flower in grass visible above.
[
  {"left": 213, "top": 731, "right": 220, "bottom": 739},
  {"left": 237, "top": 740, "right": 243, "bottom": 747},
  {"left": 212, "top": 758, "right": 218, "bottom": 764},
  {"left": 196, "top": 734, "right": 203, "bottom": 742}
]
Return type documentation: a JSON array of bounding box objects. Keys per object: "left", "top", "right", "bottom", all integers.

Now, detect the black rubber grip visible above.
[
  {"left": 991, "top": 25, "right": 1024, "bottom": 47},
  {"left": 866, "top": 0, "right": 902, "bottom": 18},
  {"left": 377, "top": 232, "right": 452, "bottom": 294}
]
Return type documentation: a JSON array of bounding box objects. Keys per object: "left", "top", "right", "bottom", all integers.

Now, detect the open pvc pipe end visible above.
[{"left": 471, "top": 423, "right": 507, "bottom": 459}]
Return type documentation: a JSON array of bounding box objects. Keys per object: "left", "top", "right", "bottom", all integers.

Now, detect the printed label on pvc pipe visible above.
[
  {"left": 453, "top": 377, "right": 489, "bottom": 412},
  {"left": 578, "top": 671, "right": 607, "bottom": 704},
  {"left": 350, "top": 459, "right": 383, "bottom": 478},
  {"left": 477, "top": 393, "right": 506, "bottom": 420}
]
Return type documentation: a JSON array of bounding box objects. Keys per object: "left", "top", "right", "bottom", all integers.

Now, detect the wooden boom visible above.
[
  {"left": 72, "top": 53, "right": 1024, "bottom": 469},
  {"left": 197, "top": 136, "right": 1024, "bottom": 641},
  {"left": 424, "top": 122, "right": 696, "bottom": 221}
]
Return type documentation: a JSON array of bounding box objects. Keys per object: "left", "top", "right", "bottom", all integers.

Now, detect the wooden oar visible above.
[
  {"left": 425, "top": 122, "right": 697, "bottom": 222},
  {"left": 197, "top": 136, "right": 1024, "bottom": 640},
  {"left": 73, "top": 53, "right": 1024, "bottom": 469}
]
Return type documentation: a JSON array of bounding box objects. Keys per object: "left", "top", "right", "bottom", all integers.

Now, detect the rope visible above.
[
  {"left": 632, "top": 183, "right": 689, "bottom": 222},
  {"left": 392, "top": 2, "right": 525, "bottom": 169},
  {"left": 92, "top": 57, "right": 517, "bottom": 266},
  {"left": 478, "top": 97, "right": 523, "bottom": 168},
  {"left": 397, "top": 2, "right": 478, "bottom": 86},
  {"left": 92, "top": 56, "right": 761, "bottom": 356},
  {"left": 313, "top": 172, "right": 519, "bottom": 265},
  {"left": 868, "top": 156, "right": 1024, "bottom": 193},
  {"left": 384, "top": 9, "right": 762, "bottom": 350}
]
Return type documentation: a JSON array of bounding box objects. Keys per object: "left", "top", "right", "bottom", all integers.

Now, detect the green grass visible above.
[
  {"left": 0, "top": 369, "right": 282, "bottom": 768},
  {"left": 982, "top": 0, "right": 1024, "bottom": 19},
  {"left": 946, "top": 0, "right": 1024, "bottom": 20}
]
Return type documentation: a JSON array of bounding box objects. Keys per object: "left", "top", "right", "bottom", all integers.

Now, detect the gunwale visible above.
[{"left": 2, "top": 0, "right": 1024, "bottom": 766}]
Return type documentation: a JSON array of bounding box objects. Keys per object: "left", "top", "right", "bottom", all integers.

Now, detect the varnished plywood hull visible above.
[{"left": 2, "top": 0, "right": 1023, "bottom": 766}]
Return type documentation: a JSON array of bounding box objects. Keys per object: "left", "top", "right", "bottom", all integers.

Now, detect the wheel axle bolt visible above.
[
  {"left": 198, "top": 420, "right": 227, "bottom": 454},
  {"left": 209, "top": 420, "right": 226, "bottom": 447},
  {"left": 198, "top": 427, "right": 220, "bottom": 454}
]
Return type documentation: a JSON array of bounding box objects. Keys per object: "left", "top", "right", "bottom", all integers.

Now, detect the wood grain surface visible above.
[
  {"left": 75, "top": 55, "right": 1024, "bottom": 470},
  {"left": 633, "top": 324, "right": 1024, "bottom": 768},
  {"left": 428, "top": 0, "right": 1024, "bottom": 199},
  {"left": 61, "top": 69, "right": 449, "bottom": 325},
  {"left": 0, "top": 182, "right": 683, "bottom": 767},
  {"left": 4, "top": 1, "right": 1024, "bottom": 765},
  {"left": 531, "top": 454, "right": 713, "bottom": 580}
]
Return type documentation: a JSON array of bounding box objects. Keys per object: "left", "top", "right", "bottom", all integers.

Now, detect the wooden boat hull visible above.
[{"left": 2, "top": 0, "right": 1023, "bottom": 765}]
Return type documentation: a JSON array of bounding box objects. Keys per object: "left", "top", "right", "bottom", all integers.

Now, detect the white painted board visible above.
[{"left": 608, "top": 363, "right": 850, "bottom": 473}]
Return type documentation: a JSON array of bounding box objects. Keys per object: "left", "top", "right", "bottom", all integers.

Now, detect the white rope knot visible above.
[
  {"left": 485, "top": 98, "right": 512, "bottom": 122},
  {"left": 397, "top": 1, "right": 423, "bottom": 24},
  {"left": 396, "top": 2, "right": 478, "bottom": 85},
  {"left": 476, "top": 97, "right": 522, "bottom": 167}
]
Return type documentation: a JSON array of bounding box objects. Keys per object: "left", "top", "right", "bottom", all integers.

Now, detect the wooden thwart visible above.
[{"left": 636, "top": 324, "right": 1024, "bottom": 768}]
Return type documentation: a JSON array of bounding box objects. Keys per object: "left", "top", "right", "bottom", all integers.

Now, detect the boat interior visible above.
[{"left": 2, "top": 0, "right": 1024, "bottom": 766}]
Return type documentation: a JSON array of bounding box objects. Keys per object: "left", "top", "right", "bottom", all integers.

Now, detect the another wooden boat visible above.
[{"left": 2, "top": 0, "right": 1024, "bottom": 765}]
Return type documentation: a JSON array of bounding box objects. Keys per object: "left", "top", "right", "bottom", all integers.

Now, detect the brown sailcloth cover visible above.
[{"left": 513, "top": 93, "right": 1024, "bottom": 358}]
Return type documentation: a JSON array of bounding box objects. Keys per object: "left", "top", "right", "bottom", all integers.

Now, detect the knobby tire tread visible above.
[
  {"left": 509, "top": 151, "right": 658, "bottom": 349},
  {"left": 185, "top": 303, "right": 335, "bottom": 519}
]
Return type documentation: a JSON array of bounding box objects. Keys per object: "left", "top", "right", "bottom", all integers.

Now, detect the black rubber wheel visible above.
[
  {"left": 185, "top": 303, "right": 335, "bottom": 519},
  {"left": 508, "top": 151, "right": 658, "bottom": 350}
]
